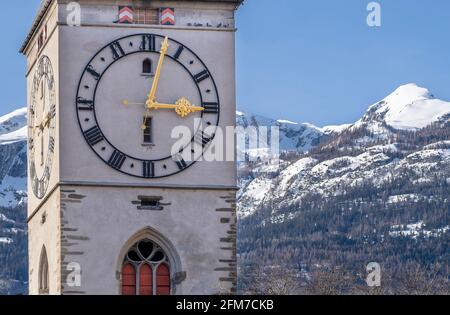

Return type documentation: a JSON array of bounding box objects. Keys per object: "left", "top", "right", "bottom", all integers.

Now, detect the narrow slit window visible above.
[
  {"left": 39, "top": 247, "right": 49, "bottom": 295},
  {"left": 142, "top": 58, "right": 152, "bottom": 74},
  {"left": 143, "top": 116, "right": 152, "bottom": 144}
]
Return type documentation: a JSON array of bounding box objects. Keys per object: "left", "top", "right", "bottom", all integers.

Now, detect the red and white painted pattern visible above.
[
  {"left": 119, "top": 6, "right": 134, "bottom": 24},
  {"left": 160, "top": 8, "right": 175, "bottom": 25}
]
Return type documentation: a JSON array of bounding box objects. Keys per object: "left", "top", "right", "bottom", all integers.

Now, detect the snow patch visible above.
[
  {"left": 0, "top": 237, "right": 13, "bottom": 245},
  {"left": 0, "top": 214, "right": 15, "bottom": 224},
  {"left": 321, "top": 124, "right": 351, "bottom": 134},
  {"left": 0, "top": 107, "right": 27, "bottom": 135},
  {"left": 0, "top": 126, "right": 27, "bottom": 145},
  {"left": 0, "top": 175, "right": 27, "bottom": 208},
  {"left": 390, "top": 221, "right": 450, "bottom": 239},
  {"left": 277, "top": 119, "right": 298, "bottom": 125}
]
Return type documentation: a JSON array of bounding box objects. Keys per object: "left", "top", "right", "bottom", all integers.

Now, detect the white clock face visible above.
[
  {"left": 29, "top": 55, "right": 56, "bottom": 198},
  {"left": 76, "top": 34, "right": 220, "bottom": 178}
]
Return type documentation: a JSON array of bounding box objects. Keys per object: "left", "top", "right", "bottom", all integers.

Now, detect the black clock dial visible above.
[
  {"left": 76, "top": 34, "right": 220, "bottom": 178},
  {"left": 29, "top": 55, "right": 56, "bottom": 199}
]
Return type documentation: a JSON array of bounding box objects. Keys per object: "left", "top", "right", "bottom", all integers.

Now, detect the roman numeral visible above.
[
  {"left": 29, "top": 138, "right": 34, "bottom": 150},
  {"left": 174, "top": 45, "right": 184, "bottom": 59},
  {"left": 48, "top": 78, "right": 55, "bottom": 91},
  {"left": 202, "top": 102, "right": 219, "bottom": 114},
  {"left": 86, "top": 65, "right": 101, "bottom": 80},
  {"left": 50, "top": 104, "right": 56, "bottom": 118},
  {"left": 48, "top": 137, "right": 55, "bottom": 153},
  {"left": 143, "top": 161, "right": 155, "bottom": 178},
  {"left": 77, "top": 97, "right": 94, "bottom": 110},
  {"left": 194, "top": 70, "right": 210, "bottom": 83},
  {"left": 36, "top": 179, "right": 42, "bottom": 196},
  {"left": 140, "top": 35, "right": 156, "bottom": 51},
  {"left": 36, "top": 178, "right": 45, "bottom": 197},
  {"left": 38, "top": 62, "right": 45, "bottom": 77},
  {"left": 174, "top": 155, "right": 188, "bottom": 170},
  {"left": 194, "top": 131, "right": 213, "bottom": 147},
  {"left": 43, "top": 166, "right": 50, "bottom": 180},
  {"left": 108, "top": 150, "right": 126, "bottom": 170},
  {"left": 30, "top": 164, "right": 36, "bottom": 179},
  {"left": 33, "top": 78, "right": 39, "bottom": 93},
  {"left": 43, "top": 59, "right": 50, "bottom": 75},
  {"left": 110, "top": 41, "right": 125, "bottom": 60},
  {"left": 83, "top": 126, "right": 104, "bottom": 146}
]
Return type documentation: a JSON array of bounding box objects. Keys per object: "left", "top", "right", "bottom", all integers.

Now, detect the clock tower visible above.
[{"left": 22, "top": 0, "right": 242, "bottom": 295}]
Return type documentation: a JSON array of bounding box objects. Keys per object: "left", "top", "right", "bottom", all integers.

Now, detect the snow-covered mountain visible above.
[
  {"left": 0, "top": 83, "right": 449, "bottom": 294},
  {"left": 328, "top": 83, "right": 450, "bottom": 134},
  {"left": 0, "top": 107, "right": 28, "bottom": 295},
  {"left": 0, "top": 108, "right": 27, "bottom": 139},
  {"left": 236, "top": 110, "right": 323, "bottom": 154},
  {"left": 238, "top": 85, "right": 450, "bottom": 281},
  {"left": 0, "top": 108, "right": 27, "bottom": 208},
  {"left": 238, "top": 84, "right": 450, "bottom": 218},
  {"left": 361, "top": 83, "right": 449, "bottom": 130}
]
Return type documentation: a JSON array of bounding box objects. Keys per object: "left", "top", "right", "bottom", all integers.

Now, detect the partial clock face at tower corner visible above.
[
  {"left": 29, "top": 55, "right": 56, "bottom": 199},
  {"left": 76, "top": 34, "right": 220, "bottom": 178}
]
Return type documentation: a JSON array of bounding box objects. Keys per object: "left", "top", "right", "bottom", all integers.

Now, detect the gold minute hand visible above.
[{"left": 147, "top": 37, "right": 169, "bottom": 106}]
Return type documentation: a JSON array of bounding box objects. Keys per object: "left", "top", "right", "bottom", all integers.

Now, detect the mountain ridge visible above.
[
  {"left": 0, "top": 83, "right": 449, "bottom": 294},
  {"left": 237, "top": 84, "right": 450, "bottom": 294}
]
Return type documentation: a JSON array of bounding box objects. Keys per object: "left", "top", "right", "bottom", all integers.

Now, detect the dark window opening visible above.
[
  {"left": 142, "top": 58, "right": 152, "bottom": 74},
  {"left": 152, "top": 251, "right": 165, "bottom": 262},
  {"left": 138, "top": 240, "right": 154, "bottom": 259},
  {"left": 127, "top": 250, "right": 142, "bottom": 262},
  {"left": 143, "top": 116, "right": 152, "bottom": 144},
  {"left": 141, "top": 199, "right": 159, "bottom": 207}
]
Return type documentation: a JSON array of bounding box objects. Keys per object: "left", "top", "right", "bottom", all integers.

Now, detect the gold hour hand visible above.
[
  {"left": 42, "top": 113, "right": 51, "bottom": 128},
  {"left": 146, "top": 37, "right": 169, "bottom": 106},
  {"left": 149, "top": 98, "right": 204, "bottom": 118},
  {"left": 123, "top": 98, "right": 204, "bottom": 117}
]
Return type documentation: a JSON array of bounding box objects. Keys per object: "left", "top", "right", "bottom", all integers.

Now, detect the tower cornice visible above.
[{"left": 20, "top": 0, "right": 244, "bottom": 54}]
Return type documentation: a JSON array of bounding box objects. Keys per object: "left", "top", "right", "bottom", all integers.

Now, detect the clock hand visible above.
[
  {"left": 124, "top": 99, "right": 204, "bottom": 111},
  {"left": 30, "top": 113, "right": 51, "bottom": 131},
  {"left": 146, "top": 37, "right": 169, "bottom": 106},
  {"left": 122, "top": 100, "right": 145, "bottom": 106},
  {"left": 30, "top": 120, "right": 45, "bottom": 130},
  {"left": 42, "top": 113, "right": 51, "bottom": 128},
  {"left": 123, "top": 97, "right": 204, "bottom": 117},
  {"left": 141, "top": 109, "right": 151, "bottom": 131},
  {"left": 148, "top": 104, "right": 204, "bottom": 111},
  {"left": 149, "top": 98, "right": 204, "bottom": 117}
]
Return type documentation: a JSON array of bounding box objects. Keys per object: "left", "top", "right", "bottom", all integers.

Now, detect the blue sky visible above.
[{"left": 2, "top": 0, "right": 450, "bottom": 126}]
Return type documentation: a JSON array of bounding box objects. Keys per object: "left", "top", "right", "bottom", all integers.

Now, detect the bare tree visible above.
[{"left": 244, "top": 265, "right": 301, "bottom": 295}]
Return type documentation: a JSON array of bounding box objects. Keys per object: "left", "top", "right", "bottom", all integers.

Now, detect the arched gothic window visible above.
[
  {"left": 142, "top": 58, "right": 152, "bottom": 75},
  {"left": 39, "top": 246, "right": 49, "bottom": 295},
  {"left": 121, "top": 239, "right": 171, "bottom": 295}
]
